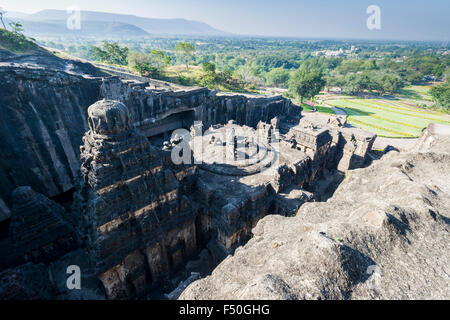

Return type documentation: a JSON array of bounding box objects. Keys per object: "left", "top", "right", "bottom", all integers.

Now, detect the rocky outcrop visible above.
[
  {"left": 101, "top": 77, "right": 297, "bottom": 133},
  {"left": 180, "top": 124, "right": 450, "bottom": 300},
  {"left": 294, "top": 112, "right": 376, "bottom": 172},
  {"left": 0, "top": 48, "right": 106, "bottom": 77},
  {"left": 0, "top": 197, "right": 11, "bottom": 222},
  {"left": 0, "top": 248, "right": 106, "bottom": 300},
  {"left": 336, "top": 127, "right": 376, "bottom": 171}
]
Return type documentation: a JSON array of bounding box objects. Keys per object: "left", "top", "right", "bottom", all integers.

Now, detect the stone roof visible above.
[{"left": 87, "top": 99, "right": 131, "bottom": 135}]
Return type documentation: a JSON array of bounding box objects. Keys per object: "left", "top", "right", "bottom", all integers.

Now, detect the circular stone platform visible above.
[{"left": 191, "top": 124, "right": 278, "bottom": 176}]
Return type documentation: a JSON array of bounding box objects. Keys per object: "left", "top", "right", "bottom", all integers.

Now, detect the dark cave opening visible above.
[{"left": 50, "top": 187, "right": 76, "bottom": 212}]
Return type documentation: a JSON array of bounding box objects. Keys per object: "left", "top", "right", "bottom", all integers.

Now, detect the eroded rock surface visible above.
[{"left": 180, "top": 124, "right": 450, "bottom": 300}]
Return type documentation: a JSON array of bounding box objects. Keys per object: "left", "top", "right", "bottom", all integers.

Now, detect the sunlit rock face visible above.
[{"left": 180, "top": 124, "right": 450, "bottom": 300}]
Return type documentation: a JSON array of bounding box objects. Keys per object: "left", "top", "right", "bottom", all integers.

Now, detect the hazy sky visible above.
[{"left": 1, "top": 0, "right": 449, "bottom": 41}]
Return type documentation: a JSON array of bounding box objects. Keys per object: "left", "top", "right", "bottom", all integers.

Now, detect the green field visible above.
[
  {"left": 397, "top": 85, "right": 433, "bottom": 101},
  {"left": 301, "top": 103, "right": 336, "bottom": 115},
  {"left": 327, "top": 98, "right": 450, "bottom": 138}
]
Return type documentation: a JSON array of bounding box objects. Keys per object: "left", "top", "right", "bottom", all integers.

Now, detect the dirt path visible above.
[{"left": 322, "top": 103, "right": 346, "bottom": 116}]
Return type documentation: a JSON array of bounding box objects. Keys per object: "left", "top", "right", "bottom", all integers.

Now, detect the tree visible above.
[
  {"left": 102, "top": 41, "right": 129, "bottom": 66},
  {"left": 128, "top": 52, "right": 160, "bottom": 77},
  {"left": 377, "top": 73, "right": 404, "bottom": 94},
  {"left": 235, "top": 65, "right": 264, "bottom": 86},
  {"left": 90, "top": 45, "right": 107, "bottom": 62},
  {"left": 289, "top": 67, "right": 326, "bottom": 106},
  {"left": 265, "top": 68, "right": 290, "bottom": 88},
  {"left": 430, "top": 85, "right": 450, "bottom": 111},
  {"left": 342, "top": 74, "right": 360, "bottom": 94},
  {"left": 326, "top": 75, "right": 347, "bottom": 92},
  {"left": 404, "top": 70, "right": 423, "bottom": 85},
  {"left": 9, "top": 22, "right": 24, "bottom": 34},
  {"left": 0, "top": 22, "right": 36, "bottom": 52},
  {"left": 0, "top": 9, "right": 6, "bottom": 29},
  {"left": 201, "top": 61, "right": 216, "bottom": 74},
  {"left": 174, "top": 42, "right": 196, "bottom": 71},
  {"left": 91, "top": 41, "right": 129, "bottom": 66},
  {"left": 150, "top": 50, "right": 172, "bottom": 66},
  {"left": 255, "top": 54, "right": 298, "bottom": 71},
  {"left": 363, "top": 59, "right": 378, "bottom": 70},
  {"left": 335, "top": 59, "right": 365, "bottom": 75},
  {"left": 342, "top": 73, "right": 375, "bottom": 94},
  {"left": 198, "top": 62, "right": 219, "bottom": 88}
]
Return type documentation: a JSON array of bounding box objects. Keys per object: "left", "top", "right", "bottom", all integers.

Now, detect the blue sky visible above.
[{"left": 1, "top": 0, "right": 449, "bottom": 41}]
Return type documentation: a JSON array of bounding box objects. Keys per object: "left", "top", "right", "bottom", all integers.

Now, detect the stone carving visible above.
[
  {"left": 0, "top": 60, "right": 379, "bottom": 300},
  {"left": 9, "top": 186, "right": 76, "bottom": 263},
  {"left": 75, "top": 100, "right": 198, "bottom": 299}
]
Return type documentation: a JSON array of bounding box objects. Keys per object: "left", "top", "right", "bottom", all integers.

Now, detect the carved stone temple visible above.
[{"left": 0, "top": 72, "right": 376, "bottom": 299}]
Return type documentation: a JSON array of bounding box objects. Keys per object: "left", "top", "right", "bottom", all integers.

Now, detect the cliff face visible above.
[
  {"left": 180, "top": 124, "right": 450, "bottom": 300},
  {"left": 0, "top": 51, "right": 384, "bottom": 300},
  {"left": 0, "top": 63, "right": 103, "bottom": 204},
  {"left": 100, "top": 77, "right": 296, "bottom": 134}
]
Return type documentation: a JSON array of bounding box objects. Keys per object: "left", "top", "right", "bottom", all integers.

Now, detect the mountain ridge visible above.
[{"left": 5, "top": 9, "right": 228, "bottom": 37}]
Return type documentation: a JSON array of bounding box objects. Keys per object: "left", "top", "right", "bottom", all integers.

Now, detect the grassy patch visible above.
[
  {"left": 162, "top": 65, "right": 259, "bottom": 93},
  {"left": 300, "top": 103, "right": 336, "bottom": 115},
  {"left": 397, "top": 85, "right": 433, "bottom": 101},
  {"left": 0, "top": 29, "right": 39, "bottom": 54},
  {"left": 327, "top": 98, "right": 450, "bottom": 138}
]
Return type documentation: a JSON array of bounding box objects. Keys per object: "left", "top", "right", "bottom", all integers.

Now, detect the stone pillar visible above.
[{"left": 226, "top": 127, "right": 237, "bottom": 161}]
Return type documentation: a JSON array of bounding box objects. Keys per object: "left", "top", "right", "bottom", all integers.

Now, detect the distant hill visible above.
[
  {"left": 5, "top": 9, "right": 227, "bottom": 37},
  {"left": 4, "top": 18, "right": 151, "bottom": 38}
]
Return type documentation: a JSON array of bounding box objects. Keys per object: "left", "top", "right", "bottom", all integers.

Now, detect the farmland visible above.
[{"left": 326, "top": 95, "right": 450, "bottom": 137}]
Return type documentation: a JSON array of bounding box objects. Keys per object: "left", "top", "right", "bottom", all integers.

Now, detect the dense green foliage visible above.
[
  {"left": 0, "top": 24, "right": 37, "bottom": 53},
  {"left": 265, "top": 68, "right": 291, "bottom": 88},
  {"left": 37, "top": 36, "right": 449, "bottom": 100},
  {"left": 128, "top": 50, "right": 171, "bottom": 77},
  {"left": 288, "top": 64, "right": 326, "bottom": 103},
  {"left": 196, "top": 61, "right": 256, "bottom": 93},
  {"left": 430, "top": 83, "right": 450, "bottom": 111},
  {"left": 90, "top": 41, "right": 129, "bottom": 65},
  {"left": 174, "top": 41, "right": 196, "bottom": 70}
]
